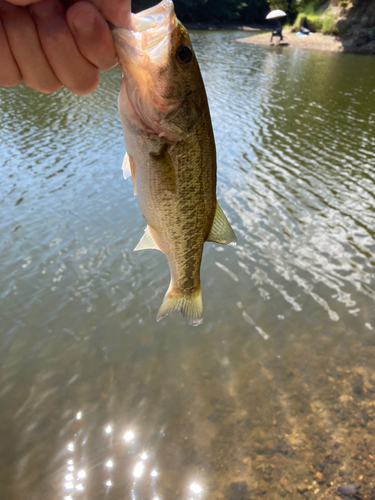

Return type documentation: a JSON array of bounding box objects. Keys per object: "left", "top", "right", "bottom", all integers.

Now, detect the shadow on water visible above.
[{"left": 0, "top": 31, "right": 375, "bottom": 499}]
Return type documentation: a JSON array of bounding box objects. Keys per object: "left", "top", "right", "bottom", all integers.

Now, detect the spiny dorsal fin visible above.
[
  {"left": 207, "top": 202, "right": 237, "bottom": 246},
  {"left": 122, "top": 152, "right": 131, "bottom": 179},
  {"left": 122, "top": 152, "right": 137, "bottom": 195},
  {"left": 134, "top": 226, "right": 162, "bottom": 252}
]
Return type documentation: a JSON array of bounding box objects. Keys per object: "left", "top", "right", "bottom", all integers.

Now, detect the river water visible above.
[{"left": 1, "top": 31, "right": 375, "bottom": 500}]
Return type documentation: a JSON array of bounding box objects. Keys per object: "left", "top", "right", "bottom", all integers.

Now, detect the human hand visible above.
[{"left": 0, "top": 0, "right": 131, "bottom": 94}]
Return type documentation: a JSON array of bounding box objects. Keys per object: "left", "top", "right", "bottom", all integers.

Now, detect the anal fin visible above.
[
  {"left": 207, "top": 202, "right": 237, "bottom": 245},
  {"left": 134, "top": 226, "right": 162, "bottom": 252}
]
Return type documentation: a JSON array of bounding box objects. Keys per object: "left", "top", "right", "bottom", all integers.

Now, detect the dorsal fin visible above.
[
  {"left": 207, "top": 202, "right": 237, "bottom": 246},
  {"left": 134, "top": 226, "right": 162, "bottom": 252}
]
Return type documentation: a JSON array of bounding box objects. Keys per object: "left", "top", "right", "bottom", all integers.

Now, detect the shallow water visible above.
[{"left": 1, "top": 31, "right": 375, "bottom": 500}]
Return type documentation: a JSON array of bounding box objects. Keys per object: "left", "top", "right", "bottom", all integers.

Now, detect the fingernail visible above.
[{"left": 71, "top": 11, "right": 96, "bottom": 33}]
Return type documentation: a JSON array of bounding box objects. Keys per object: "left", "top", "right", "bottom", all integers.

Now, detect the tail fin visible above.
[{"left": 156, "top": 283, "right": 203, "bottom": 326}]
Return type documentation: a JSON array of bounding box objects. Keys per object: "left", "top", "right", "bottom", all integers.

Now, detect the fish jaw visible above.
[
  {"left": 113, "top": 0, "right": 176, "bottom": 71},
  {"left": 112, "top": 0, "right": 184, "bottom": 141}
]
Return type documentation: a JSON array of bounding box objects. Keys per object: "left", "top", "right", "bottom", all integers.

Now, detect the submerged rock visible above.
[
  {"left": 337, "top": 484, "right": 363, "bottom": 499},
  {"left": 228, "top": 481, "right": 249, "bottom": 500}
]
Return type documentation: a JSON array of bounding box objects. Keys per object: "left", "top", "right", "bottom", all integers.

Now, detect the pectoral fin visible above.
[
  {"left": 122, "top": 152, "right": 131, "bottom": 179},
  {"left": 207, "top": 202, "right": 237, "bottom": 246},
  {"left": 122, "top": 152, "right": 137, "bottom": 195},
  {"left": 134, "top": 226, "right": 162, "bottom": 252}
]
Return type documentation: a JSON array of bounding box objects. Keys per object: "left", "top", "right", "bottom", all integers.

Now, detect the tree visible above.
[{"left": 132, "top": 0, "right": 270, "bottom": 24}]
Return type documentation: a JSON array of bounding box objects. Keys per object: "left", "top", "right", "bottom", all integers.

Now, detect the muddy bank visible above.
[{"left": 236, "top": 29, "right": 375, "bottom": 55}]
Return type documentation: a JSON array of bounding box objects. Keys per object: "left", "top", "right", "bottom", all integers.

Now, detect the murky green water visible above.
[{"left": 1, "top": 32, "right": 375, "bottom": 500}]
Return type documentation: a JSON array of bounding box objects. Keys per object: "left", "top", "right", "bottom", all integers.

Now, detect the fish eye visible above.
[{"left": 176, "top": 45, "right": 193, "bottom": 65}]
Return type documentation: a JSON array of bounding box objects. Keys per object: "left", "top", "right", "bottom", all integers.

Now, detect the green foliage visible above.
[
  {"left": 322, "top": 14, "right": 338, "bottom": 35},
  {"left": 305, "top": 15, "right": 323, "bottom": 31},
  {"left": 338, "top": 1, "right": 348, "bottom": 7},
  {"left": 267, "top": 0, "right": 331, "bottom": 24},
  {"left": 293, "top": 9, "right": 338, "bottom": 35},
  {"left": 132, "top": 0, "right": 270, "bottom": 23},
  {"left": 293, "top": 12, "right": 321, "bottom": 31},
  {"left": 132, "top": 0, "right": 342, "bottom": 33},
  {"left": 292, "top": 13, "right": 303, "bottom": 31},
  {"left": 267, "top": 0, "right": 298, "bottom": 22}
]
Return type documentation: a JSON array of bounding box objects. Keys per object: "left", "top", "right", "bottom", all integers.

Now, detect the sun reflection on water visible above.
[
  {"left": 190, "top": 482, "right": 203, "bottom": 494},
  {"left": 133, "top": 461, "right": 144, "bottom": 478},
  {"left": 60, "top": 420, "right": 166, "bottom": 500},
  {"left": 123, "top": 430, "right": 135, "bottom": 442}
]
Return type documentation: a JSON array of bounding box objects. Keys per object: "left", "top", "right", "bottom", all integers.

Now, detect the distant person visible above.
[
  {"left": 300, "top": 16, "right": 310, "bottom": 35},
  {"left": 270, "top": 21, "right": 283, "bottom": 44}
]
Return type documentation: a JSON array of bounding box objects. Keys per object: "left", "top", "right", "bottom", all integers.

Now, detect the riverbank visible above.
[
  {"left": 236, "top": 29, "right": 375, "bottom": 55},
  {"left": 184, "top": 22, "right": 375, "bottom": 55}
]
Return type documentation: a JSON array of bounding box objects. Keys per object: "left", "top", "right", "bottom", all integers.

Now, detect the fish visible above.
[{"left": 112, "top": 0, "right": 237, "bottom": 326}]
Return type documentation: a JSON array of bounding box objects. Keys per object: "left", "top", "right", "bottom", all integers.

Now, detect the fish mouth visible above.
[
  {"left": 112, "top": 0, "right": 176, "bottom": 65},
  {"left": 112, "top": 0, "right": 183, "bottom": 141}
]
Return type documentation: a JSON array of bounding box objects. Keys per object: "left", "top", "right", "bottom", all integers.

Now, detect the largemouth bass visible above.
[{"left": 112, "top": 0, "right": 236, "bottom": 326}]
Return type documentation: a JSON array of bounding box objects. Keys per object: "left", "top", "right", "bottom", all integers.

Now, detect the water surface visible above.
[{"left": 1, "top": 32, "right": 375, "bottom": 500}]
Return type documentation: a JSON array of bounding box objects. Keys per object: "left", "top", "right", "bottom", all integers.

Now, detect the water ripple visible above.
[{"left": 0, "top": 30, "right": 375, "bottom": 500}]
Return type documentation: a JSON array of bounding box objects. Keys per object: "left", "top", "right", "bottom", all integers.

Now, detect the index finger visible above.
[
  {"left": 30, "top": 0, "right": 99, "bottom": 94},
  {"left": 66, "top": 2, "right": 117, "bottom": 71},
  {"left": 0, "top": 18, "right": 22, "bottom": 87}
]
